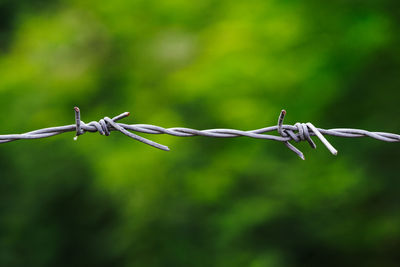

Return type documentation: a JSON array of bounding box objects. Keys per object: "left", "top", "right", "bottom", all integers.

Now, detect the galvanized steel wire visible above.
[{"left": 0, "top": 107, "right": 399, "bottom": 160}]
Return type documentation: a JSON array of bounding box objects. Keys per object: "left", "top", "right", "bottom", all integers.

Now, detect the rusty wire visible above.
[{"left": 0, "top": 107, "right": 399, "bottom": 160}]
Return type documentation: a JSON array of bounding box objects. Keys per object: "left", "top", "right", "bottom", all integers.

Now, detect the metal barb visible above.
[
  {"left": 74, "top": 107, "right": 82, "bottom": 140},
  {"left": 277, "top": 110, "right": 305, "bottom": 160},
  {"left": 306, "top": 122, "right": 338, "bottom": 155},
  {"left": 0, "top": 107, "right": 398, "bottom": 159}
]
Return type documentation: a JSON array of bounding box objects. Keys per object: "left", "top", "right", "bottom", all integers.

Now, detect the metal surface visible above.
[{"left": 0, "top": 107, "right": 399, "bottom": 160}]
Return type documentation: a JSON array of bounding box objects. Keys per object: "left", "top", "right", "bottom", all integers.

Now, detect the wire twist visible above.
[{"left": 0, "top": 107, "right": 398, "bottom": 160}]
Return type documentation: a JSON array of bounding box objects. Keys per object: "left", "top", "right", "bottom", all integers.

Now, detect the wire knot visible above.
[
  {"left": 277, "top": 110, "right": 337, "bottom": 160},
  {"left": 74, "top": 107, "right": 116, "bottom": 138},
  {"left": 87, "top": 118, "right": 112, "bottom": 136},
  {"left": 73, "top": 107, "right": 170, "bottom": 151}
]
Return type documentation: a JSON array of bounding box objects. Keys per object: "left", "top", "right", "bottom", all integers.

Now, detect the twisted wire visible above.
[{"left": 0, "top": 107, "right": 399, "bottom": 160}]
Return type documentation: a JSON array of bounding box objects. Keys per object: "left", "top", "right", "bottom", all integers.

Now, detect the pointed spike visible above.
[
  {"left": 284, "top": 141, "right": 305, "bottom": 160},
  {"left": 74, "top": 106, "right": 82, "bottom": 137},
  {"left": 277, "top": 110, "right": 287, "bottom": 136},
  {"left": 306, "top": 123, "right": 338, "bottom": 156}
]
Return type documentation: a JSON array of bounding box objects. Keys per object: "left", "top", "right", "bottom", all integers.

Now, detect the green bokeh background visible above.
[{"left": 0, "top": 0, "right": 399, "bottom": 266}]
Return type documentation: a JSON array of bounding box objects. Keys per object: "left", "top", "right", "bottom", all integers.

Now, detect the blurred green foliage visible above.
[{"left": 0, "top": 0, "right": 399, "bottom": 266}]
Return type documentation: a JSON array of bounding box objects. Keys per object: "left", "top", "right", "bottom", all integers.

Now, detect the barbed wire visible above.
[{"left": 0, "top": 107, "right": 399, "bottom": 160}]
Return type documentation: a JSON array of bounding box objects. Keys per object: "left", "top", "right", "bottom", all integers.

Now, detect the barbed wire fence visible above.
[{"left": 0, "top": 107, "right": 399, "bottom": 160}]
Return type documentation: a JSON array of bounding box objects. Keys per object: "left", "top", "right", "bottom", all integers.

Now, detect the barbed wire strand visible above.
[{"left": 0, "top": 107, "right": 399, "bottom": 160}]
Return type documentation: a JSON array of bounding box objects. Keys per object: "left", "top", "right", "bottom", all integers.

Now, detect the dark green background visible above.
[{"left": 0, "top": 0, "right": 399, "bottom": 266}]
